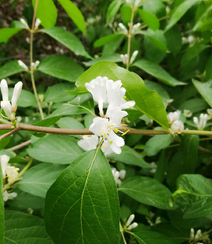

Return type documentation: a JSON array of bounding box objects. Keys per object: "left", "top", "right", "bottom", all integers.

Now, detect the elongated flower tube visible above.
[
  {"left": 18, "top": 60, "right": 28, "bottom": 71},
  {"left": 11, "top": 81, "right": 23, "bottom": 112},
  {"left": 0, "top": 79, "right": 9, "bottom": 101},
  {"left": 1, "top": 101, "right": 14, "bottom": 121},
  {"left": 193, "top": 113, "right": 209, "bottom": 130},
  {"left": 0, "top": 155, "right": 10, "bottom": 178}
]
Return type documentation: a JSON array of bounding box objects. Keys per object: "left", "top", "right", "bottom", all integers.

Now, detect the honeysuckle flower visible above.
[
  {"left": 101, "top": 140, "right": 114, "bottom": 156},
  {"left": 120, "top": 54, "right": 128, "bottom": 64},
  {"left": 77, "top": 135, "right": 99, "bottom": 151},
  {"left": 3, "top": 190, "right": 17, "bottom": 202},
  {"left": 31, "top": 60, "right": 40, "bottom": 70},
  {"left": 189, "top": 228, "right": 210, "bottom": 243},
  {"left": 167, "top": 110, "right": 181, "bottom": 123},
  {"left": 0, "top": 79, "right": 23, "bottom": 121},
  {"left": 130, "top": 50, "right": 138, "bottom": 64},
  {"left": 34, "top": 18, "right": 41, "bottom": 29},
  {"left": 0, "top": 155, "right": 10, "bottom": 178},
  {"left": 6, "top": 166, "right": 19, "bottom": 184},
  {"left": 18, "top": 60, "right": 28, "bottom": 71},
  {"left": 85, "top": 76, "right": 108, "bottom": 116},
  {"left": 169, "top": 120, "right": 184, "bottom": 135},
  {"left": 131, "top": 23, "right": 141, "bottom": 35},
  {"left": 193, "top": 113, "right": 209, "bottom": 130},
  {"left": 111, "top": 168, "right": 126, "bottom": 186},
  {"left": 107, "top": 107, "right": 128, "bottom": 126},
  {"left": 126, "top": 214, "right": 138, "bottom": 230},
  {"left": 183, "top": 109, "right": 192, "bottom": 118},
  {"left": 118, "top": 23, "right": 128, "bottom": 35},
  {"left": 20, "top": 18, "right": 29, "bottom": 29}
]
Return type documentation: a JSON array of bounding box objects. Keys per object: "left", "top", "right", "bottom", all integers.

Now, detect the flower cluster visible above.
[
  {"left": 120, "top": 50, "right": 138, "bottom": 65},
  {"left": 1, "top": 155, "right": 19, "bottom": 202},
  {"left": 167, "top": 110, "right": 184, "bottom": 135},
  {"left": 0, "top": 79, "right": 23, "bottom": 121},
  {"left": 125, "top": 214, "right": 138, "bottom": 231},
  {"left": 193, "top": 113, "right": 209, "bottom": 130},
  {"left": 189, "top": 228, "right": 210, "bottom": 244},
  {"left": 78, "top": 76, "right": 135, "bottom": 155},
  {"left": 112, "top": 168, "right": 126, "bottom": 187}
]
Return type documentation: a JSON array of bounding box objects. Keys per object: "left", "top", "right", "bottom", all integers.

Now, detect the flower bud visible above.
[
  {"left": 126, "top": 214, "right": 135, "bottom": 227},
  {"left": 0, "top": 79, "right": 9, "bottom": 101},
  {"left": 11, "top": 81, "right": 23, "bottom": 111},
  {"left": 18, "top": 60, "right": 28, "bottom": 71},
  {"left": 20, "top": 18, "right": 29, "bottom": 29},
  {"left": 127, "top": 222, "right": 138, "bottom": 230},
  {"left": 35, "top": 18, "right": 41, "bottom": 29}
]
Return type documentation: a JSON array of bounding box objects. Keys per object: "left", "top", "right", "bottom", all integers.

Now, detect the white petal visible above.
[
  {"left": 0, "top": 155, "right": 10, "bottom": 178},
  {"left": 18, "top": 60, "right": 28, "bottom": 71},
  {"left": 89, "top": 117, "right": 110, "bottom": 136},
  {"left": 107, "top": 107, "right": 128, "bottom": 126},
  {"left": 0, "top": 79, "right": 9, "bottom": 101},
  {"left": 1, "top": 101, "right": 14, "bottom": 120},
  {"left": 77, "top": 135, "right": 98, "bottom": 151},
  {"left": 11, "top": 81, "right": 23, "bottom": 110},
  {"left": 6, "top": 166, "right": 19, "bottom": 184}
]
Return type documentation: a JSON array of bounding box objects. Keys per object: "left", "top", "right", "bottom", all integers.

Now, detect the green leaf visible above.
[
  {"left": 0, "top": 28, "right": 22, "bottom": 43},
  {"left": 131, "top": 231, "right": 176, "bottom": 244},
  {"left": 143, "top": 0, "right": 166, "bottom": 18},
  {"left": 57, "top": 117, "right": 84, "bottom": 130},
  {"left": 83, "top": 53, "right": 122, "bottom": 67},
  {"left": 164, "top": 25, "right": 182, "bottom": 56},
  {"left": 18, "top": 163, "right": 66, "bottom": 198},
  {"left": 138, "top": 9, "right": 160, "bottom": 31},
  {"left": 137, "top": 29, "right": 167, "bottom": 52},
  {"left": 32, "top": 0, "right": 57, "bottom": 28},
  {"left": 27, "top": 135, "right": 84, "bottom": 164},
  {"left": 0, "top": 163, "right": 4, "bottom": 243},
  {"left": 38, "top": 56, "right": 84, "bottom": 82},
  {"left": 8, "top": 89, "right": 37, "bottom": 107},
  {"left": 58, "top": 0, "right": 85, "bottom": 32},
  {"left": 0, "top": 60, "right": 25, "bottom": 80},
  {"left": 4, "top": 211, "right": 54, "bottom": 244},
  {"left": 94, "top": 33, "right": 123, "bottom": 47},
  {"left": 44, "top": 149, "right": 120, "bottom": 244},
  {"left": 40, "top": 27, "right": 91, "bottom": 58},
  {"left": 193, "top": 4, "right": 212, "bottom": 31},
  {"left": 108, "top": 145, "right": 151, "bottom": 168},
  {"left": 144, "top": 134, "right": 174, "bottom": 156},
  {"left": 173, "top": 174, "right": 212, "bottom": 220},
  {"left": 45, "top": 83, "right": 75, "bottom": 103},
  {"left": 133, "top": 59, "right": 185, "bottom": 86},
  {"left": 192, "top": 79, "right": 212, "bottom": 107},
  {"left": 47, "top": 103, "right": 95, "bottom": 118},
  {"left": 165, "top": 0, "right": 200, "bottom": 31},
  {"left": 178, "top": 98, "right": 208, "bottom": 113},
  {"left": 205, "top": 54, "right": 212, "bottom": 81},
  {"left": 75, "top": 61, "right": 169, "bottom": 130},
  {"left": 119, "top": 176, "right": 174, "bottom": 209},
  {"left": 106, "top": 0, "right": 123, "bottom": 25}
]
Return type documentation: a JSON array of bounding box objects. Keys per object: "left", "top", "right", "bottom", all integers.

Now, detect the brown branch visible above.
[{"left": 0, "top": 127, "right": 20, "bottom": 140}]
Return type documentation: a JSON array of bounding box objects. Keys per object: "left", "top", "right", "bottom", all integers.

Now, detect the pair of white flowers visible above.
[
  {"left": 1, "top": 155, "right": 19, "bottom": 202},
  {"left": 0, "top": 79, "right": 23, "bottom": 121},
  {"left": 167, "top": 110, "right": 184, "bottom": 135},
  {"left": 78, "top": 76, "right": 135, "bottom": 155}
]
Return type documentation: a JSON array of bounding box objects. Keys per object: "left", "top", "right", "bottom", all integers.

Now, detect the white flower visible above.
[
  {"left": 31, "top": 60, "right": 40, "bottom": 70},
  {"left": 85, "top": 76, "right": 108, "bottom": 116},
  {"left": 126, "top": 214, "right": 135, "bottom": 226},
  {"left": 183, "top": 109, "right": 192, "bottom": 118},
  {"left": 118, "top": 23, "right": 128, "bottom": 35},
  {"left": 107, "top": 107, "right": 128, "bottom": 127},
  {"left": 89, "top": 117, "right": 110, "bottom": 136},
  {"left": 131, "top": 23, "right": 141, "bottom": 35},
  {"left": 126, "top": 214, "right": 138, "bottom": 230},
  {"left": 3, "top": 190, "right": 17, "bottom": 202},
  {"left": 130, "top": 50, "right": 138, "bottom": 64},
  {"left": 120, "top": 54, "right": 128, "bottom": 64},
  {"left": 18, "top": 60, "right": 28, "bottom": 71},
  {"left": 77, "top": 135, "right": 99, "bottom": 151},
  {"left": 20, "top": 18, "right": 29, "bottom": 29},
  {"left": 6, "top": 166, "right": 19, "bottom": 184},
  {"left": 111, "top": 168, "right": 126, "bottom": 186},
  {"left": 35, "top": 18, "right": 41, "bottom": 29},
  {"left": 11, "top": 81, "right": 23, "bottom": 112},
  {"left": 0, "top": 79, "right": 23, "bottom": 120},
  {"left": 167, "top": 110, "right": 181, "bottom": 123},
  {"left": 0, "top": 155, "right": 10, "bottom": 178},
  {"left": 169, "top": 120, "right": 184, "bottom": 135},
  {"left": 119, "top": 170, "right": 126, "bottom": 180},
  {"left": 101, "top": 140, "right": 114, "bottom": 156},
  {"left": 193, "top": 113, "right": 209, "bottom": 130},
  {"left": 127, "top": 222, "right": 138, "bottom": 230}
]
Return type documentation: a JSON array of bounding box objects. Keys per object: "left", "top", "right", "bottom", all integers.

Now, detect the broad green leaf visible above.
[
  {"left": 0, "top": 130, "right": 10, "bottom": 150},
  {"left": 137, "top": 29, "right": 167, "bottom": 52},
  {"left": 41, "top": 27, "right": 91, "bottom": 58},
  {"left": 94, "top": 33, "right": 123, "bottom": 47},
  {"left": 0, "top": 28, "right": 22, "bottom": 43},
  {"left": 173, "top": 174, "right": 212, "bottom": 220},
  {"left": 144, "top": 134, "right": 174, "bottom": 156},
  {"left": 164, "top": 25, "right": 182, "bottom": 56},
  {"left": 108, "top": 145, "right": 151, "bottom": 168},
  {"left": 119, "top": 176, "right": 175, "bottom": 209},
  {"left": 32, "top": 116, "right": 61, "bottom": 128},
  {"left": 9, "top": 88, "right": 36, "bottom": 107},
  {"left": 106, "top": 0, "right": 123, "bottom": 25},
  {"left": 133, "top": 59, "right": 184, "bottom": 86},
  {"left": 58, "top": 0, "right": 85, "bottom": 32},
  {"left": 57, "top": 117, "right": 84, "bottom": 129},
  {"left": 38, "top": 56, "right": 84, "bottom": 82},
  {"left": 75, "top": 61, "right": 169, "bottom": 130},
  {"left": 120, "top": 5, "right": 132, "bottom": 23},
  {"left": 18, "top": 163, "right": 66, "bottom": 198},
  {"left": 165, "top": 0, "right": 200, "bottom": 31},
  {"left": 48, "top": 103, "right": 95, "bottom": 118},
  {"left": 192, "top": 79, "right": 212, "bottom": 107},
  {"left": 0, "top": 163, "right": 4, "bottom": 243},
  {"left": 44, "top": 149, "right": 120, "bottom": 244},
  {"left": 178, "top": 98, "right": 208, "bottom": 113},
  {"left": 102, "top": 35, "right": 125, "bottom": 56},
  {"left": 138, "top": 9, "right": 160, "bottom": 31},
  {"left": 6, "top": 189, "right": 45, "bottom": 210},
  {"left": 4, "top": 211, "right": 54, "bottom": 244},
  {"left": 143, "top": 0, "right": 166, "bottom": 18},
  {"left": 131, "top": 231, "right": 176, "bottom": 244},
  {"left": 45, "top": 83, "right": 75, "bottom": 103},
  {"left": 0, "top": 60, "right": 25, "bottom": 80},
  {"left": 27, "top": 135, "right": 84, "bottom": 164},
  {"left": 32, "top": 0, "right": 57, "bottom": 28},
  {"left": 83, "top": 53, "right": 122, "bottom": 66}
]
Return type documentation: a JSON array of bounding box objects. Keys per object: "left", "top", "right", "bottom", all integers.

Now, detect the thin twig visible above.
[
  {"left": 120, "top": 222, "right": 127, "bottom": 244},
  {"left": 7, "top": 140, "right": 31, "bottom": 151},
  {"left": 0, "top": 127, "right": 20, "bottom": 140}
]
